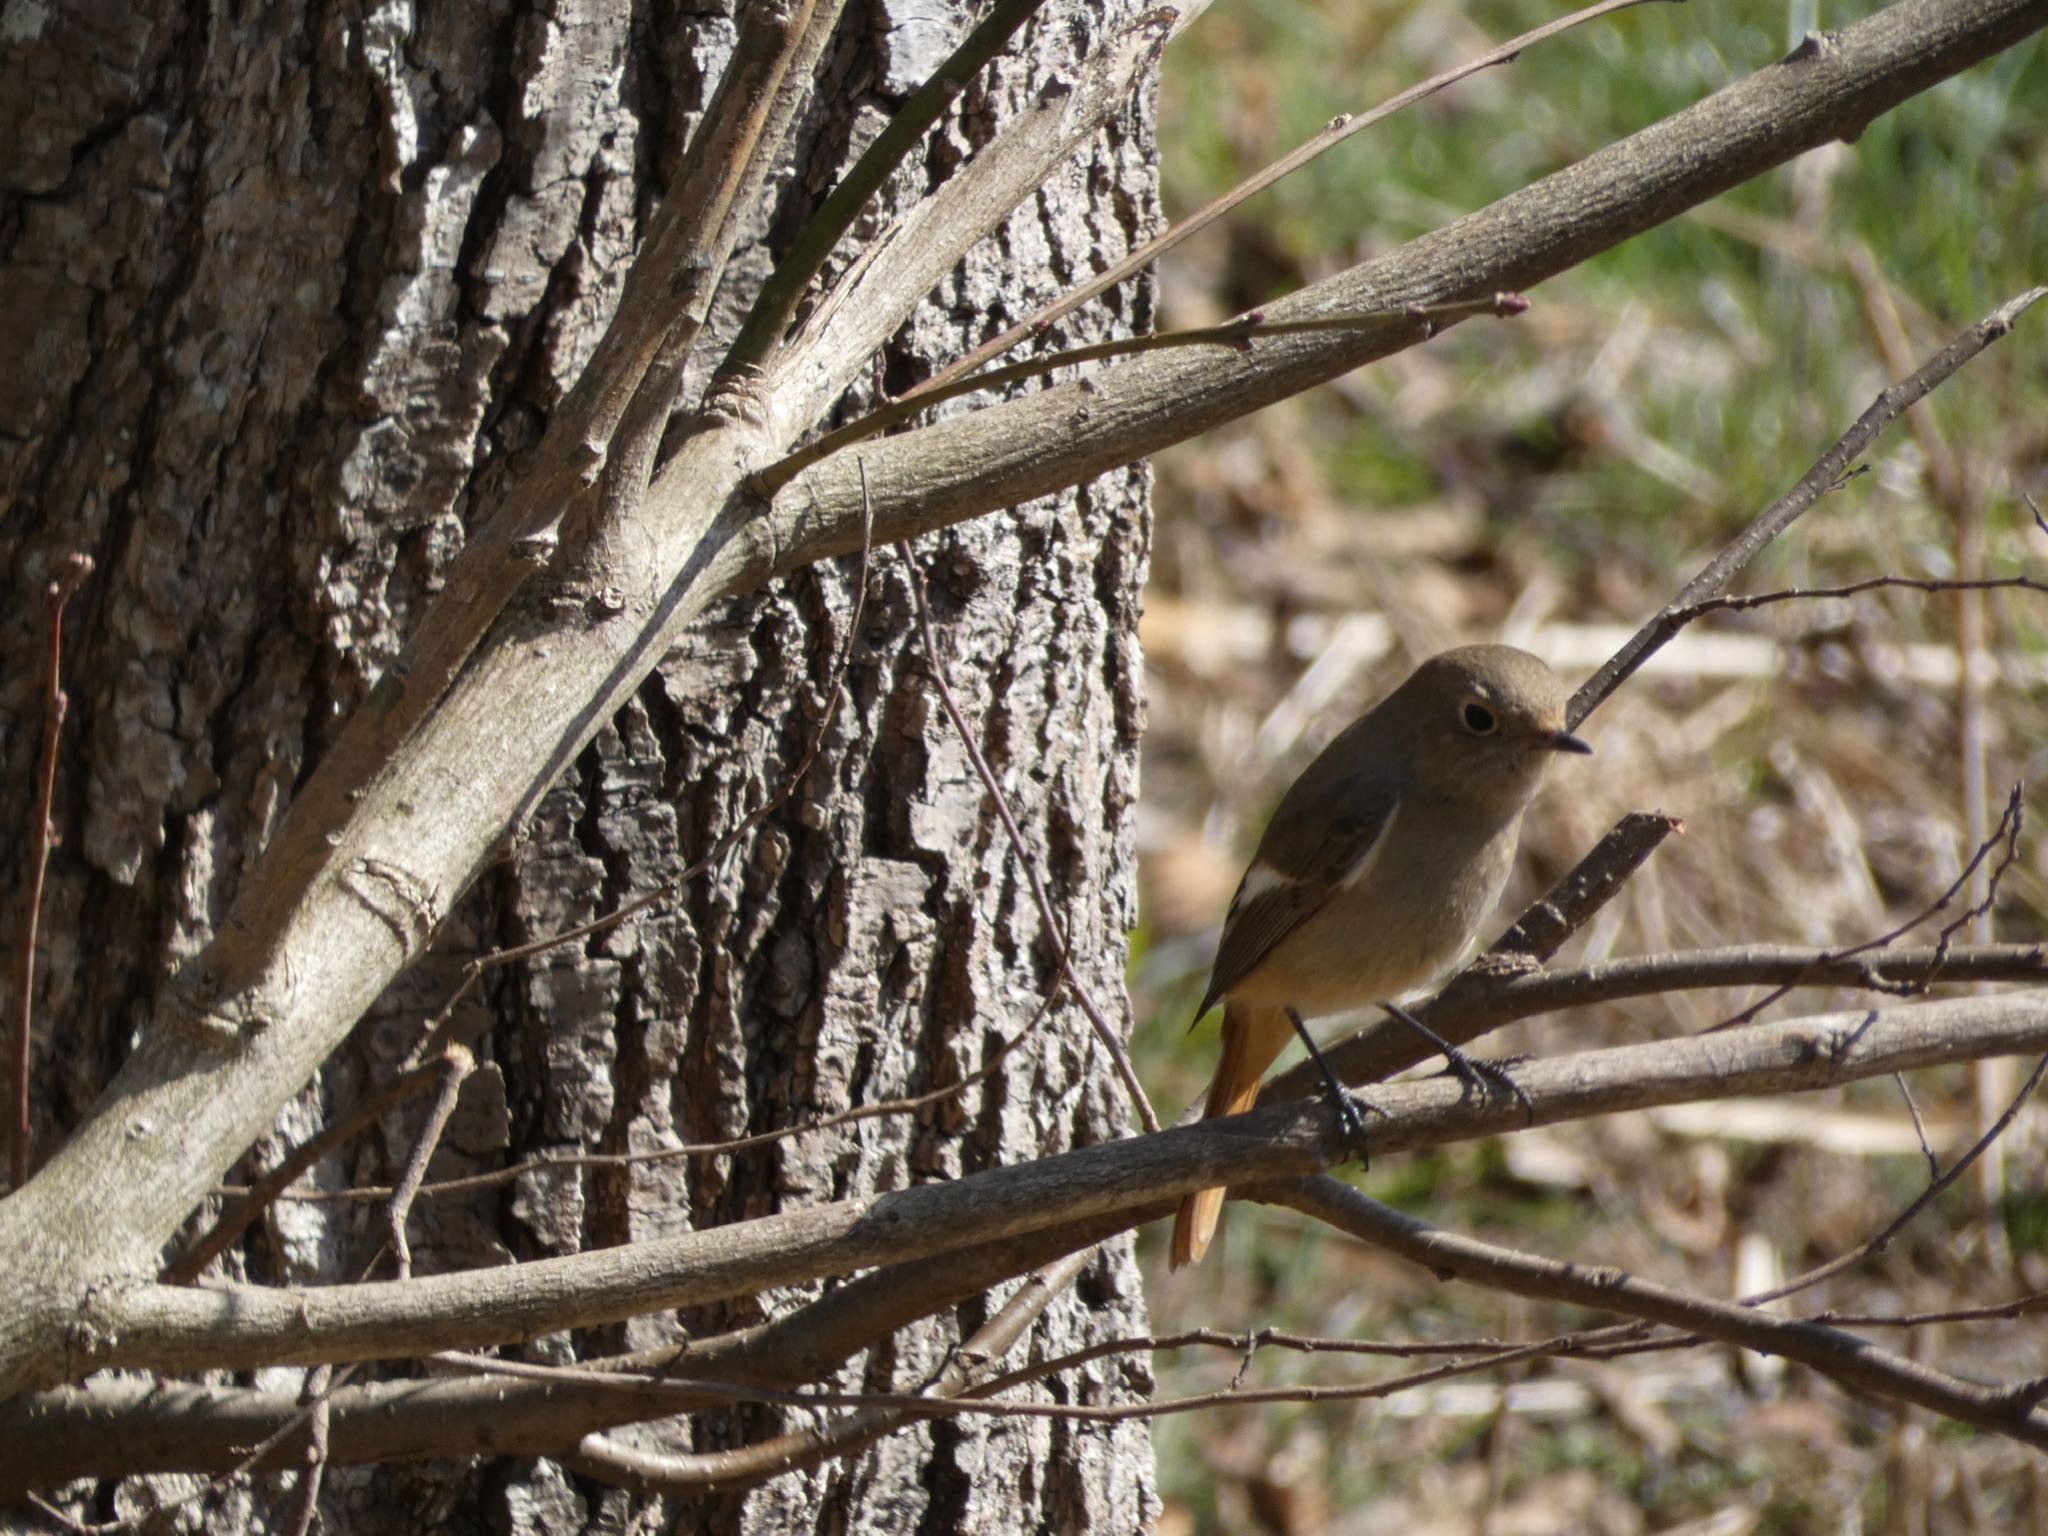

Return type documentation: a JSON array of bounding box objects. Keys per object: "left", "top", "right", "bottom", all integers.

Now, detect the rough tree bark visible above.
[
  {"left": 9, "top": 0, "right": 2048, "bottom": 1524},
  {"left": 0, "top": 2, "right": 1157, "bottom": 1530}
]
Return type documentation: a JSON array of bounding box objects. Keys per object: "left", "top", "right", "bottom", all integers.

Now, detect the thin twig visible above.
[
  {"left": 11, "top": 552, "right": 91, "bottom": 1192},
  {"left": 967, "top": 1326, "right": 1524, "bottom": 1411},
  {"left": 281, "top": 1364, "right": 333, "bottom": 1536},
  {"left": 754, "top": 295, "right": 1528, "bottom": 494},
  {"left": 1669, "top": 571, "right": 2048, "bottom": 621},
  {"left": 1817, "top": 1294, "right": 2048, "bottom": 1329},
  {"left": 895, "top": 539, "right": 1161, "bottom": 1134},
  {"left": 22, "top": 1363, "right": 359, "bottom": 1534},
  {"left": 722, "top": 0, "right": 1056, "bottom": 374},
  {"left": 966, "top": 1318, "right": 1700, "bottom": 1407},
  {"left": 1546, "top": 1053, "right": 2048, "bottom": 1351},
  {"left": 568, "top": 1247, "right": 1099, "bottom": 1493},
  {"left": 1226, "top": 1330, "right": 1261, "bottom": 1393},
  {"left": 1569, "top": 285, "right": 2048, "bottom": 728},
  {"left": 1851, "top": 247, "right": 2014, "bottom": 1224},
  {"left": 166, "top": 1060, "right": 447, "bottom": 1282},
  {"left": 385, "top": 1046, "right": 474, "bottom": 1282},
  {"left": 427, "top": 1335, "right": 1575, "bottom": 1425},
  {"left": 1932, "top": 783, "right": 2026, "bottom": 965},
  {"left": 1894, "top": 1072, "right": 1940, "bottom": 1181},
  {"left": 1273, "top": 1178, "right": 2048, "bottom": 1450},
  {"left": 1706, "top": 784, "right": 2023, "bottom": 1032},
  {"left": 455, "top": 464, "right": 879, "bottom": 971},
  {"left": 910, "top": 0, "right": 1667, "bottom": 402},
  {"left": 397, "top": 966, "right": 482, "bottom": 1074},
  {"left": 430, "top": 1291, "right": 1709, "bottom": 1434},
  {"left": 1741, "top": 1053, "right": 2048, "bottom": 1308},
  {"left": 238, "top": 1001, "right": 1051, "bottom": 1207},
  {"left": 233, "top": 937, "right": 2048, "bottom": 1209}
]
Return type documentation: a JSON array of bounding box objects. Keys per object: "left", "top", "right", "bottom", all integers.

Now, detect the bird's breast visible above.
[{"left": 1229, "top": 810, "right": 1522, "bottom": 1018}]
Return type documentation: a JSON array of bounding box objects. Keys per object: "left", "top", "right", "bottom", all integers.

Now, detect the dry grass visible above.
[{"left": 1134, "top": 4, "right": 2048, "bottom": 1529}]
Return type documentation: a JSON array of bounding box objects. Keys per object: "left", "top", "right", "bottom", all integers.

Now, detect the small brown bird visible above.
[{"left": 1170, "top": 644, "right": 1591, "bottom": 1268}]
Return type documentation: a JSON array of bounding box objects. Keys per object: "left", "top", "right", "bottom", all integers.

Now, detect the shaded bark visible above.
[{"left": 0, "top": 1, "right": 1157, "bottom": 1530}]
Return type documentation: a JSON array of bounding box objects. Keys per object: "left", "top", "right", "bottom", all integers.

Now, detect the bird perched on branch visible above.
[{"left": 1170, "top": 644, "right": 1591, "bottom": 1268}]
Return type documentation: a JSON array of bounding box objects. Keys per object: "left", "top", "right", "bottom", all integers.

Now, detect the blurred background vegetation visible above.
[{"left": 1130, "top": 2, "right": 2048, "bottom": 1530}]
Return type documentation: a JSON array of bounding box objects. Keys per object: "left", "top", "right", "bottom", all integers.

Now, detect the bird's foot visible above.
[
  {"left": 1381, "top": 1002, "right": 1535, "bottom": 1125},
  {"left": 1287, "top": 1007, "right": 1384, "bottom": 1167},
  {"left": 1329, "top": 1084, "right": 1386, "bottom": 1168}
]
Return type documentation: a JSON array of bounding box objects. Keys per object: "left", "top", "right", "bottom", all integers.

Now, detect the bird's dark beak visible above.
[{"left": 1547, "top": 728, "right": 1593, "bottom": 755}]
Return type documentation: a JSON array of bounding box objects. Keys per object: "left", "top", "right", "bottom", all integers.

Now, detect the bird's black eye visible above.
[{"left": 1461, "top": 701, "right": 1498, "bottom": 735}]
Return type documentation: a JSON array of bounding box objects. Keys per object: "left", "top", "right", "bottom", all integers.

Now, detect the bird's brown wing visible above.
[{"left": 1194, "top": 770, "right": 1402, "bottom": 1019}]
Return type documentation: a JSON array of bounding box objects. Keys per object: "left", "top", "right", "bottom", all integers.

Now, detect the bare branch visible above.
[
  {"left": 748, "top": 6, "right": 1175, "bottom": 438},
  {"left": 11, "top": 551, "right": 91, "bottom": 1191},
  {"left": 751, "top": 2, "right": 2048, "bottom": 587},
  {"left": 757, "top": 294, "right": 1528, "bottom": 495},
  {"left": 565, "top": 1247, "right": 1100, "bottom": 1494},
  {"left": 912, "top": 0, "right": 1665, "bottom": 400},
  {"left": 0, "top": 1213, "right": 1139, "bottom": 1492},
  {"left": 164, "top": 1060, "right": 447, "bottom": 1284},
  {"left": 1431, "top": 941, "right": 2048, "bottom": 1035},
  {"left": 382, "top": 1046, "right": 473, "bottom": 1283},
  {"left": 1269, "top": 1179, "right": 2048, "bottom": 1450},
  {"left": 1706, "top": 783, "right": 2024, "bottom": 1031},
  {"left": 280, "top": 1365, "right": 333, "bottom": 1536},
  {"left": 722, "top": 0, "right": 1057, "bottom": 373},
  {"left": 1670, "top": 572, "right": 2048, "bottom": 622},
  {"left": 59, "top": 989, "right": 2048, "bottom": 1380},
  {"left": 1568, "top": 283, "right": 2048, "bottom": 726},
  {"left": 1742, "top": 1053, "right": 2048, "bottom": 1307},
  {"left": 5, "top": 0, "right": 2041, "bottom": 1414}
]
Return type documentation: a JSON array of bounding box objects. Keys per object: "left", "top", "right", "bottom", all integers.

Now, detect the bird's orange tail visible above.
[{"left": 1171, "top": 1001, "right": 1297, "bottom": 1268}]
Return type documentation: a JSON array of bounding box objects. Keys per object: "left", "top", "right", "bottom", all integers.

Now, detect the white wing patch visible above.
[
  {"left": 1337, "top": 801, "right": 1399, "bottom": 889},
  {"left": 1230, "top": 860, "right": 1298, "bottom": 913}
]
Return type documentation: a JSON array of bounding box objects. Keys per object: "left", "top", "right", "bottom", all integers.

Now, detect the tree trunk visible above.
[{"left": 1, "top": 2, "right": 1158, "bottom": 1529}]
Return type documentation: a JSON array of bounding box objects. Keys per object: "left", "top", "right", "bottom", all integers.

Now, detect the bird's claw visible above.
[{"left": 1382, "top": 1002, "right": 1535, "bottom": 1126}]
